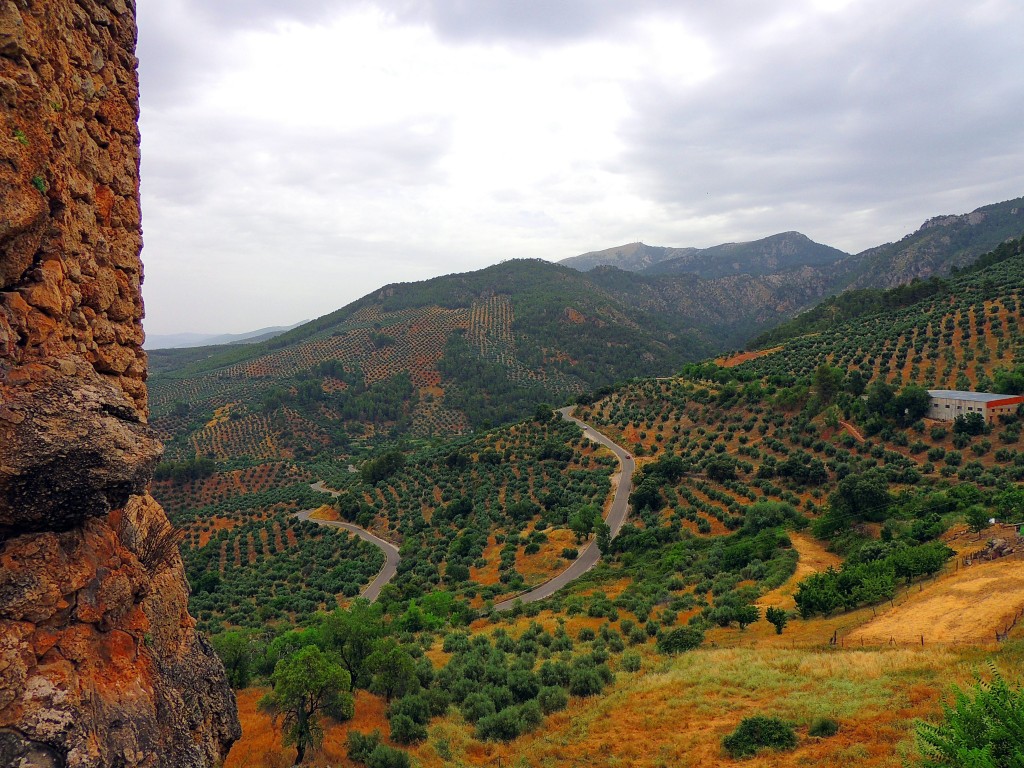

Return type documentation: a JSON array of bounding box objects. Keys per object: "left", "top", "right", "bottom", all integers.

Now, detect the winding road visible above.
[
  {"left": 493, "top": 406, "right": 635, "bottom": 610},
  {"left": 295, "top": 483, "right": 400, "bottom": 602},
  {"left": 297, "top": 406, "right": 635, "bottom": 608}
]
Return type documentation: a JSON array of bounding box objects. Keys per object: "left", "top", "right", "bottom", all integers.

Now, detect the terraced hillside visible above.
[
  {"left": 151, "top": 215, "right": 1024, "bottom": 768},
  {"left": 147, "top": 257, "right": 851, "bottom": 459},
  {"left": 301, "top": 415, "right": 617, "bottom": 608},
  {"left": 738, "top": 238, "right": 1024, "bottom": 393},
  {"left": 151, "top": 460, "right": 386, "bottom": 633}
]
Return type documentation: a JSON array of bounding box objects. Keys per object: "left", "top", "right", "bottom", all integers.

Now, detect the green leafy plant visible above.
[
  {"left": 809, "top": 717, "right": 839, "bottom": 738},
  {"left": 722, "top": 715, "right": 798, "bottom": 758},
  {"left": 916, "top": 668, "right": 1024, "bottom": 767}
]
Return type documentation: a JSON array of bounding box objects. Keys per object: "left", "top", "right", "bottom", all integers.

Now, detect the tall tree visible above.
[
  {"left": 259, "top": 646, "right": 353, "bottom": 763},
  {"left": 321, "top": 599, "right": 384, "bottom": 690},
  {"left": 211, "top": 631, "right": 253, "bottom": 689},
  {"left": 366, "top": 639, "right": 420, "bottom": 702},
  {"left": 813, "top": 364, "right": 844, "bottom": 404}
]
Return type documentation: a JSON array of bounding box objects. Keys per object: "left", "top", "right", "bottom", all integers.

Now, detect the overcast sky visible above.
[{"left": 137, "top": 0, "right": 1024, "bottom": 336}]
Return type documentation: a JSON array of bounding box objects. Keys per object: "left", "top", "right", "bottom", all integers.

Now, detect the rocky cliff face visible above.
[{"left": 0, "top": 1, "right": 239, "bottom": 766}]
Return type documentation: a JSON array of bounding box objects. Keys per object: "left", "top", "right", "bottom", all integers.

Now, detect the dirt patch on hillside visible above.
[
  {"left": 847, "top": 557, "right": 1024, "bottom": 645},
  {"left": 758, "top": 532, "right": 842, "bottom": 611},
  {"left": 715, "top": 346, "right": 784, "bottom": 368},
  {"left": 308, "top": 504, "right": 340, "bottom": 522}
]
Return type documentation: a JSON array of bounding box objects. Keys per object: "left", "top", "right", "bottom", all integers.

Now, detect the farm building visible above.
[{"left": 927, "top": 390, "right": 1024, "bottom": 423}]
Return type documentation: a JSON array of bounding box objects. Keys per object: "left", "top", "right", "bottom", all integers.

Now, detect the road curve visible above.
[
  {"left": 295, "top": 484, "right": 400, "bottom": 603},
  {"left": 494, "top": 405, "right": 635, "bottom": 611}
]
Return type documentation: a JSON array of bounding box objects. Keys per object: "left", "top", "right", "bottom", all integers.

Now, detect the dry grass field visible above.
[{"left": 848, "top": 557, "right": 1024, "bottom": 645}]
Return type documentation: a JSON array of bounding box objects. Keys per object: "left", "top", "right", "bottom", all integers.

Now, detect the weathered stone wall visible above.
[
  {"left": 1, "top": 0, "right": 147, "bottom": 410},
  {"left": 0, "top": 1, "right": 240, "bottom": 765}
]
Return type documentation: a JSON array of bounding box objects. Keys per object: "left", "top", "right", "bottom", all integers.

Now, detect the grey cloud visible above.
[
  {"left": 389, "top": 1, "right": 782, "bottom": 46},
  {"left": 616, "top": 2, "right": 1024, "bottom": 250}
]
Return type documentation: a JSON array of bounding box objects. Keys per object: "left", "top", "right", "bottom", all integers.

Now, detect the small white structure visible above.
[{"left": 927, "top": 390, "right": 1024, "bottom": 424}]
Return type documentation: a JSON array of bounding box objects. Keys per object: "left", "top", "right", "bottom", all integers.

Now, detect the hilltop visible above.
[
  {"left": 561, "top": 196, "right": 1024, "bottom": 292},
  {"left": 560, "top": 231, "right": 847, "bottom": 277},
  {"left": 149, "top": 196, "right": 1024, "bottom": 460}
]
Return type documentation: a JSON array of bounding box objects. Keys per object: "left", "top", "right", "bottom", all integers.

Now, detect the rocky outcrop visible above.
[{"left": 0, "top": 1, "right": 239, "bottom": 766}]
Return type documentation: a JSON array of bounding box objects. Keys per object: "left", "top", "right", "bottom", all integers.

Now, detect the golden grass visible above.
[
  {"left": 396, "top": 644, "right": 1019, "bottom": 768},
  {"left": 226, "top": 688, "right": 392, "bottom": 768},
  {"left": 307, "top": 504, "right": 340, "bottom": 522},
  {"left": 758, "top": 532, "right": 842, "bottom": 611},
  {"left": 848, "top": 557, "right": 1024, "bottom": 645}
]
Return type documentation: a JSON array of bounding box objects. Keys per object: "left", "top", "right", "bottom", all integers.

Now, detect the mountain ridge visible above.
[{"left": 558, "top": 197, "right": 1024, "bottom": 292}]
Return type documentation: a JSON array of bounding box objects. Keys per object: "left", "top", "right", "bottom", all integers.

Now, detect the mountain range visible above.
[
  {"left": 560, "top": 196, "right": 1024, "bottom": 290},
  {"left": 145, "top": 322, "right": 307, "bottom": 350},
  {"left": 147, "top": 195, "right": 1024, "bottom": 452}
]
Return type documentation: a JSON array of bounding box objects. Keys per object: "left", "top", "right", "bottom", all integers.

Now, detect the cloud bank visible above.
[{"left": 137, "top": 0, "right": 1024, "bottom": 335}]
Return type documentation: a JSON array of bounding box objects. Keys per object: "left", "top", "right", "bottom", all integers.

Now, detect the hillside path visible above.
[
  {"left": 839, "top": 420, "right": 865, "bottom": 442},
  {"left": 295, "top": 484, "right": 400, "bottom": 602},
  {"left": 494, "top": 406, "right": 636, "bottom": 610},
  {"left": 756, "top": 532, "right": 843, "bottom": 611}
]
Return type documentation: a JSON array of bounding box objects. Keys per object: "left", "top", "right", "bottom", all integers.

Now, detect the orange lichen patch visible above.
[
  {"left": 715, "top": 346, "right": 784, "bottom": 368},
  {"left": 308, "top": 504, "right": 340, "bottom": 522},
  {"left": 516, "top": 528, "right": 577, "bottom": 584},
  {"left": 226, "top": 688, "right": 391, "bottom": 768},
  {"left": 847, "top": 557, "right": 1024, "bottom": 646},
  {"left": 758, "top": 532, "right": 843, "bottom": 611}
]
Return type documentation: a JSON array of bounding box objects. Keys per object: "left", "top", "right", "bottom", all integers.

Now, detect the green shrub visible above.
[
  {"left": 538, "top": 685, "right": 568, "bottom": 714},
  {"left": 809, "top": 717, "right": 839, "bottom": 737},
  {"left": 722, "top": 715, "right": 797, "bottom": 758},
  {"left": 461, "top": 692, "right": 496, "bottom": 724},
  {"left": 476, "top": 707, "right": 523, "bottom": 741},
  {"left": 347, "top": 730, "right": 383, "bottom": 764},
  {"left": 367, "top": 744, "right": 411, "bottom": 768},
  {"left": 388, "top": 713, "right": 427, "bottom": 744},
  {"left": 621, "top": 651, "right": 642, "bottom": 672},
  {"left": 568, "top": 666, "right": 605, "bottom": 697},
  {"left": 656, "top": 625, "right": 705, "bottom": 654}
]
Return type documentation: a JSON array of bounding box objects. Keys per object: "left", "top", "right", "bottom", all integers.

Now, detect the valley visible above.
[{"left": 147, "top": 225, "right": 1024, "bottom": 768}]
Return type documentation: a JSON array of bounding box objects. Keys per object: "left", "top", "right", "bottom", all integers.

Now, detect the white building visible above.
[{"left": 927, "top": 390, "right": 1024, "bottom": 424}]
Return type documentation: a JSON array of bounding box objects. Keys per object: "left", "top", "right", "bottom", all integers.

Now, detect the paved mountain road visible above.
[
  {"left": 295, "top": 485, "right": 400, "bottom": 602},
  {"left": 298, "top": 406, "right": 634, "bottom": 608},
  {"left": 494, "top": 406, "right": 635, "bottom": 610}
]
